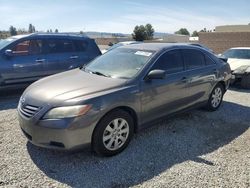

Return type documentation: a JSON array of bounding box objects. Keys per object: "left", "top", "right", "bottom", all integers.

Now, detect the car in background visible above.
[
  {"left": 220, "top": 47, "right": 250, "bottom": 88},
  {"left": 101, "top": 41, "right": 142, "bottom": 54},
  {"left": 0, "top": 33, "right": 101, "bottom": 90},
  {"left": 18, "top": 43, "right": 231, "bottom": 156}
]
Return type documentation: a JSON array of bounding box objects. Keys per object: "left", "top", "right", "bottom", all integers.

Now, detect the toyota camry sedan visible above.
[{"left": 18, "top": 43, "right": 231, "bottom": 156}]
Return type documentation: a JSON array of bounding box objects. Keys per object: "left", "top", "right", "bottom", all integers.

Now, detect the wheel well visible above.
[
  {"left": 93, "top": 106, "right": 138, "bottom": 136},
  {"left": 218, "top": 81, "right": 226, "bottom": 91},
  {"left": 109, "top": 106, "right": 138, "bottom": 133}
]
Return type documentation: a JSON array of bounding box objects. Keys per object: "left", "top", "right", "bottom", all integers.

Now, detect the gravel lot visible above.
[{"left": 0, "top": 87, "right": 249, "bottom": 188}]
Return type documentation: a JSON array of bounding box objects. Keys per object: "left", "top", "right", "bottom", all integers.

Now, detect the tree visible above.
[
  {"left": 175, "top": 28, "right": 190, "bottom": 36},
  {"left": 28, "top": 24, "right": 35, "bottom": 33},
  {"left": 132, "top": 23, "right": 155, "bottom": 41},
  {"left": 145, "top": 23, "right": 154, "bottom": 40},
  {"left": 191, "top": 30, "right": 199, "bottom": 37},
  {"left": 132, "top": 25, "right": 147, "bottom": 41},
  {"left": 9, "top": 26, "right": 17, "bottom": 36},
  {"left": 79, "top": 31, "right": 84, "bottom": 34},
  {"left": 55, "top": 29, "right": 59, "bottom": 33}
]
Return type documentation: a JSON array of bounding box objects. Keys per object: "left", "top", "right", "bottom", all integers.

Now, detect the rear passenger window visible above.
[
  {"left": 182, "top": 49, "right": 205, "bottom": 69},
  {"left": 152, "top": 50, "right": 184, "bottom": 74},
  {"left": 46, "top": 39, "right": 74, "bottom": 54},
  {"left": 73, "top": 40, "right": 88, "bottom": 52}
]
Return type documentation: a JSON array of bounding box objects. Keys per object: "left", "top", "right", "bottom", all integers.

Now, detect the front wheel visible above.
[
  {"left": 206, "top": 83, "right": 224, "bottom": 111},
  {"left": 92, "top": 109, "right": 134, "bottom": 156}
]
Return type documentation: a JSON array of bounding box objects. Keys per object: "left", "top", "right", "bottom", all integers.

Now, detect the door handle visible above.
[
  {"left": 70, "top": 56, "right": 79, "bottom": 59},
  {"left": 36, "top": 59, "right": 45, "bottom": 63}
]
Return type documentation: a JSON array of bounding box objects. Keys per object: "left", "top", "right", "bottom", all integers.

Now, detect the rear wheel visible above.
[
  {"left": 206, "top": 83, "right": 224, "bottom": 111},
  {"left": 92, "top": 110, "right": 134, "bottom": 156}
]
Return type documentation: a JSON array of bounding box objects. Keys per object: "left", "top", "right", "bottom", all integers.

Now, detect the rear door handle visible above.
[
  {"left": 36, "top": 59, "right": 45, "bottom": 63},
  {"left": 70, "top": 56, "right": 79, "bottom": 59}
]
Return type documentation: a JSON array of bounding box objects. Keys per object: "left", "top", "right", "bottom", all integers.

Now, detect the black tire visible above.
[
  {"left": 206, "top": 83, "right": 225, "bottom": 111},
  {"left": 241, "top": 74, "right": 250, "bottom": 89},
  {"left": 92, "top": 109, "right": 134, "bottom": 156}
]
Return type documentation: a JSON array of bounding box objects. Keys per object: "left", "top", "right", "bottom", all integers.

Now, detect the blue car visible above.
[{"left": 0, "top": 33, "right": 101, "bottom": 89}]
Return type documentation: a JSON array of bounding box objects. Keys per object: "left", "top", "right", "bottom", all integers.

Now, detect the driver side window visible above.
[
  {"left": 152, "top": 50, "right": 184, "bottom": 74},
  {"left": 11, "top": 40, "right": 43, "bottom": 56}
]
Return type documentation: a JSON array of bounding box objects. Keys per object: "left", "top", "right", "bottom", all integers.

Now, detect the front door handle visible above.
[
  {"left": 36, "top": 59, "right": 45, "bottom": 63},
  {"left": 70, "top": 56, "right": 79, "bottom": 59}
]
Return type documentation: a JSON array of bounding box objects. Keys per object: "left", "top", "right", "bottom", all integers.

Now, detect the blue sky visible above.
[{"left": 0, "top": 0, "right": 249, "bottom": 34}]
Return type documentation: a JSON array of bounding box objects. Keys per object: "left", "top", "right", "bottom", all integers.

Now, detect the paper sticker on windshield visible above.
[{"left": 135, "top": 51, "right": 152, "bottom": 57}]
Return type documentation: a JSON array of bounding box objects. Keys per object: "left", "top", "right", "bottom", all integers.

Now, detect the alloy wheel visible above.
[{"left": 102, "top": 118, "right": 129, "bottom": 151}]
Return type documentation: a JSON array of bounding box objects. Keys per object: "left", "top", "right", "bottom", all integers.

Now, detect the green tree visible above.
[
  {"left": 132, "top": 25, "right": 146, "bottom": 41},
  {"left": 79, "top": 31, "right": 84, "bottom": 34},
  {"left": 55, "top": 29, "right": 59, "bottom": 33},
  {"left": 191, "top": 30, "right": 199, "bottom": 37},
  {"left": 145, "top": 23, "right": 154, "bottom": 40},
  {"left": 9, "top": 26, "right": 17, "bottom": 36},
  {"left": 175, "top": 28, "right": 190, "bottom": 36},
  {"left": 132, "top": 23, "right": 155, "bottom": 41},
  {"left": 28, "top": 24, "right": 36, "bottom": 33}
]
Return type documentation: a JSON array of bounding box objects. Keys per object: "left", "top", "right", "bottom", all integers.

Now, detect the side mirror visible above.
[
  {"left": 146, "top": 69, "right": 166, "bottom": 80},
  {"left": 5, "top": 49, "right": 13, "bottom": 57}
]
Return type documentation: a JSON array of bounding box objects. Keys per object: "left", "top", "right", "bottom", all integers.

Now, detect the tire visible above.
[
  {"left": 206, "top": 83, "right": 225, "bottom": 111},
  {"left": 241, "top": 74, "right": 250, "bottom": 89},
  {"left": 92, "top": 109, "right": 134, "bottom": 156}
]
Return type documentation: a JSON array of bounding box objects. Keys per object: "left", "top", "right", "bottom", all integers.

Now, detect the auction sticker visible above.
[{"left": 135, "top": 51, "right": 152, "bottom": 56}]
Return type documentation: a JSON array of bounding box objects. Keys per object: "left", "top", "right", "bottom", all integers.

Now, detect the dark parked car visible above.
[
  {"left": 0, "top": 33, "right": 101, "bottom": 89},
  {"left": 18, "top": 43, "right": 231, "bottom": 156}
]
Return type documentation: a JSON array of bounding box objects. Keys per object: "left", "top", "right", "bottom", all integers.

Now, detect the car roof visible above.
[
  {"left": 230, "top": 47, "right": 250, "bottom": 50},
  {"left": 121, "top": 43, "right": 200, "bottom": 52},
  {"left": 10, "top": 33, "right": 90, "bottom": 40}
]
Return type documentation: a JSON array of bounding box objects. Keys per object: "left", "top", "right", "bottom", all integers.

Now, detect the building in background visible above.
[{"left": 199, "top": 24, "right": 250, "bottom": 54}]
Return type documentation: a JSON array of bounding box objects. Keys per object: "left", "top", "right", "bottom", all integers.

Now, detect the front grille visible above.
[{"left": 19, "top": 104, "right": 40, "bottom": 119}]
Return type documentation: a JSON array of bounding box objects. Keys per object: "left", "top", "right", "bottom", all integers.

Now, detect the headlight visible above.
[{"left": 43, "top": 105, "right": 91, "bottom": 119}]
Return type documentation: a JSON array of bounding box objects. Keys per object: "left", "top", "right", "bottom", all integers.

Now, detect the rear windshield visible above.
[{"left": 222, "top": 49, "right": 250, "bottom": 59}]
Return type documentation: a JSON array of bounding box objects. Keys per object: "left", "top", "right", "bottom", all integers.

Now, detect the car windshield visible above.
[
  {"left": 0, "top": 37, "right": 16, "bottom": 50},
  {"left": 84, "top": 48, "right": 155, "bottom": 79},
  {"left": 222, "top": 49, "right": 250, "bottom": 59}
]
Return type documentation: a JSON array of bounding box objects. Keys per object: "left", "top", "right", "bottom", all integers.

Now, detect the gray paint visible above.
[{"left": 18, "top": 43, "right": 231, "bottom": 150}]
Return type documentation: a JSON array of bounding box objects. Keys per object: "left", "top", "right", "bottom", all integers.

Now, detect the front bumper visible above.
[{"left": 18, "top": 109, "right": 99, "bottom": 150}]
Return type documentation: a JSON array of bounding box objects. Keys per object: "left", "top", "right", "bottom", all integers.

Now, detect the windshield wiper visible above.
[{"left": 90, "top": 71, "right": 111, "bottom": 77}]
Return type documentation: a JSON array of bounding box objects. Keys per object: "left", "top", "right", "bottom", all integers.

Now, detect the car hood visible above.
[
  {"left": 23, "top": 69, "right": 127, "bottom": 105},
  {"left": 227, "top": 58, "right": 250, "bottom": 71}
]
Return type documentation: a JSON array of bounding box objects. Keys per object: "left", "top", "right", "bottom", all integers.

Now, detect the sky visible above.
[{"left": 0, "top": 0, "right": 249, "bottom": 34}]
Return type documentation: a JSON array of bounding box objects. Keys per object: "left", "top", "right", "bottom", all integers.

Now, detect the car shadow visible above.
[
  {"left": 0, "top": 89, "right": 24, "bottom": 110},
  {"left": 27, "top": 101, "right": 250, "bottom": 188}
]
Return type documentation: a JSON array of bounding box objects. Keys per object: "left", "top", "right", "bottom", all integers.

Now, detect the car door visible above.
[
  {"left": 71, "top": 39, "right": 93, "bottom": 67},
  {"left": 44, "top": 38, "right": 83, "bottom": 75},
  {"left": 1, "top": 39, "right": 47, "bottom": 85},
  {"left": 140, "top": 49, "right": 189, "bottom": 124},
  {"left": 182, "top": 49, "right": 217, "bottom": 106}
]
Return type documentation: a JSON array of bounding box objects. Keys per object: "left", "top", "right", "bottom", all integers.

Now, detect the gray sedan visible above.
[{"left": 18, "top": 43, "right": 231, "bottom": 156}]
